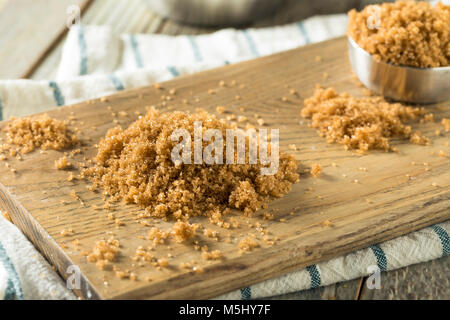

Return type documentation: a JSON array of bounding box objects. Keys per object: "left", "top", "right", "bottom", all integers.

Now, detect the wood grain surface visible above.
[
  {"left": 0, "top": 37, "right": 448, "bottom": 300},
  {"left": 0, "top": 0, "right": 92, "bottom": 79}
]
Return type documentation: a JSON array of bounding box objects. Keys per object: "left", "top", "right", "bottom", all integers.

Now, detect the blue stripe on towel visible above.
[
  {"left": 130, "top": 35, "right": 144, "bottom": 68},
  {"left": 78, "top": 25, "right": 88, "bottom": 75},
  {"left": 296, "top": 21, "right": 311, "bottom": 44},
  {"left": 370, "top": 245, "right": 387, "bottom": 271},
  {"left": 0, "top": 241, "right": 24, "bottom": 300},
  {"left": 306, "top": 264, "right": 321, "bottom": 288},
  {"left": 241, "top": 30, "right": 260, "bottom": 57},
  {"left": 240, "top": 287, "right": 251, "bottom": 300},
  {"left": 49, "top": 81, "right": 65, "bottom": 106},
  {"left": 431, "top": 225, "right": 450, "bottom": 257},
  {"left": 109, "top": 74, "right": 125, "bottom": 91},
  {"left": 187, "top": 36, "right": 202, "bottom": 62},
  {"left": 167, "top": 66, "right": 180, "bottom": 77}
]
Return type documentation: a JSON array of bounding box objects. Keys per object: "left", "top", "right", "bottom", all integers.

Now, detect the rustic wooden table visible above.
[{"left": 0, "top": 0, "right": 448, "bottom": 300}]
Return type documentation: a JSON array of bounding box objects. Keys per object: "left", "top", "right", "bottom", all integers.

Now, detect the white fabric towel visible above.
[{"left": 0, "top": 13, "right": 448, "bottom": 300}]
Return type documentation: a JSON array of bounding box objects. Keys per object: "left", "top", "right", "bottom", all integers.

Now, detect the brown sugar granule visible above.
[
  {"left": 3, "top": 115, "right": 79, "bottom": 154},
  {"left": 157, "top": 258, "right": 169, "bottom": 268},
  {"left": 442, "top": 118, "right": 450, "bottom": 132},
  {"left": 70, "top": 190, "right": 84, "bottom": 206},
  {"left": 129, "top": 273, "right": 138, "bottom": 281},
  {"left": 179, "top": 262, "right": 190, "bottom": 269},
  {"left": 237, "top": 115, "right": 247, "bottom": 123},
  {"left": 69, "top": 148, "right": 82, "bottom": 157},
  {"left": 238, "top": 236, "right": 259, "bottom": 252},
  {"left": 202, "top": 249, "right": 222, "bottom": 261},
  {"left": 171, "top": 220, "right": 198, "bottom": 243},
  {"left": 301, "top": 87, "right": 427, "bottom": 152},
  {"left": 96, "top": 259, "right": 109, "bottom": 271},
  {"left": 203, "top": 228, "right": 219, "bottom": 240},
  {"left": 216, "top": 106, "right": 226, "bottom": 114},
  {"left": 114, "top": 218, "right": 123, "bottom": 227},
  {"left": 115, "top": 270, "right": 130, "bottom": 279},
  {"left": 262, "top": 212, "right": 274, "bottom": 221},
  {"left": 229, "top": 217, "right": 239, "bottom": 228},
  {"left": 422, "top": 114, "right": 435, "bottom": 123},
  {"left": 322, "top": 219, "right": 333, "bottom": 227},
  {"left": 60, "top": 228, "right": 74, "bottom": 236},
  {"left": 409, "top": 131, "right": 430, "bottom": 146},
  {"left": 54, "top": 156, "right": 71, "bottom": 170},
  {"left": 348, "top": 1, "right": 450, "bottom": 68},
  {"left": 82, "top": 108, "right": 299, "bottom": 220},
  {"left": 133, "top": 246, "right": 154, "bottom": 262},
  {"left": 147, "top": 227, "right": 169, "bottom": 245},
  {"left": 310, "top": 163, "right": 322, "bottom": 177},
  {"left": 87, "top": 237, "right": 119, "bottom": 270}
]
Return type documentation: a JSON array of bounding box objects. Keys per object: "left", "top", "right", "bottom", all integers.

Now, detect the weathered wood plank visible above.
[
  {"left": 30, "top": 0, "right": 167, "bottom": 80},
  {"left": 0, "top": 0, "right": 92, "bottom": 79}
]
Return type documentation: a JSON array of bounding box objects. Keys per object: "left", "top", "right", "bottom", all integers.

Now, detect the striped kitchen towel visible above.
[
  {"left": 217, "top": 224, "right": 450, "bottom": 299},
  {"left": 0, "top": 12, "right": 449, "bottom": 299},
  {"left": 0, "top": 217, "right": 75, "bottom": 300}
]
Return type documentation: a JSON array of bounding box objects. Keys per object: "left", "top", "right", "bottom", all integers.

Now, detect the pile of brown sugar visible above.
[
  {"left": 348, "top": 1, "right": 450, "bottom": 68},
  {"left": 2, "top": 114, "right": 79, "bottom": 154},
  {"left": 82, "top": 108, "right": 299, "bottom": 219},
  {"left": 301, "top": 87, "right": 429, "bottom": 152}
]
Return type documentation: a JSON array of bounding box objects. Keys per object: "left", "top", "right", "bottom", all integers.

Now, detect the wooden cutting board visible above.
[{"left": 0, "top": 37, "right": 449, "bottom": 300}]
